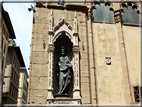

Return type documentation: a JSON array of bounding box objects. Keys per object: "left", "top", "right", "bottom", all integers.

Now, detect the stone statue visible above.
[
  {"left": 58, "top": 0, "right": 64, "bottom": 6},
  {"left": 56, "top": 47, "right": 73, "bottom": 96}
]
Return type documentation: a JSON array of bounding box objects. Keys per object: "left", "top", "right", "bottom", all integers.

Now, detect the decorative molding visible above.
[
  {"left": 93, "top": 1, "right": 114, "bottom": 11},
  {"left": 74, "top": 11, "right": 78, "bottom": 33},
  {"left": 87, "top": 8, "right": 93, "bottom": 20},
  {"left": 52, "top": 19, "right": 74, "bottom": 44},
  {"left": 120, "top": 2, "right": 141, "bottom": 14},
  {"left": 53, "top": 31, "right": 74, "bottom": 44},
  {"left": 49, "top": 9, "right": 54, "bottom": 31},
  {"left": 113, "top": 10, "right": 122, "bottom": 23},
  {"left": 47, "top": 98, "right": 81, "bottom": 105},
  {"left": 53, "top": 19, "right": 73, "bottom": 33}
]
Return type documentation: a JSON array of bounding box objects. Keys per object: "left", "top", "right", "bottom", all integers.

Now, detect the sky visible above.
[{"left": 3, "top": 2, "right": 34, "bottom": 76}]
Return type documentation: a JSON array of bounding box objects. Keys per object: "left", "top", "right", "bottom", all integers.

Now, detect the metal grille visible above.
[{"left": 133, "top": 85, "right": 140, "bottom": 102}]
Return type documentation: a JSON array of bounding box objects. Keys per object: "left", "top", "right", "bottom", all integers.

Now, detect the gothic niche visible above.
[{"left": 53, "top": 31, "right": 74, "bottom": 98}]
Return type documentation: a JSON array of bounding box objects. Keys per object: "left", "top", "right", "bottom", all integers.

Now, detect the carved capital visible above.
[
  {"left": 73, "top": 32, "right": 78, "bottom": 36},
  {"left": 73, "top": 45, "right": 79, "bottom": 53},
  {"left": 113, "top": 10, "right": 122, "bottom": 23},
  {"left": 87, "top": 8, "right": 93, "bottom": 20},
  {"left": 48, "top": 30, "right": 54, "bottom": 35},
  {"left": 48, "top": 44, "right": 55, "bottom": 52}
]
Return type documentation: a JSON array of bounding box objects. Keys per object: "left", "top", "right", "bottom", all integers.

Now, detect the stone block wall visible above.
[{"left": 28, "top": 3, "right": 91, "bottom": 104}]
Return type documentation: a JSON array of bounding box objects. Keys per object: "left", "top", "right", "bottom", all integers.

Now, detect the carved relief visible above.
[{"left": 105, "top": 57, "right": 111, "bottom": 65}]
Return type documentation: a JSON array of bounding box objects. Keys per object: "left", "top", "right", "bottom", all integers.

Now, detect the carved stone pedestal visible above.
[{"left": 47, "top": 98, "right": 81, "bottom": 105}]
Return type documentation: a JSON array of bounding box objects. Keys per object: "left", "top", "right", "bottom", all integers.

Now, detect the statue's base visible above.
[
  {"left": 47, "top": 97, "right": 81, "bottom": 105},
  {"left": 54, "top": 93, "right": 70, "bottom": 98}
]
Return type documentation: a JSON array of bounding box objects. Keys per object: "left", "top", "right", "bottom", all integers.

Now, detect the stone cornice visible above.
[
  {"left": 36, "top": 2, "right": 46, "bottom": 8},
  {"left": 35, "top": 2, "right": 88, "bottom": 13}
]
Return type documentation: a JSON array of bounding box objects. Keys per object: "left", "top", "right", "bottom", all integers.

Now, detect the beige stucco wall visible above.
[
  {"left": 93, "top": 23, "right": 126, "bottom": 104},
  {"left": 123, "top": 25, "right": 140, "bottom": 102}
]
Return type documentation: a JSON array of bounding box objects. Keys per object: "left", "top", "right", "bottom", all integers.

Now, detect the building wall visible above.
[
  {"left": 17, "top": 69, "right": 28, "bottom": 104},
  {"left": 123, "top": 25, "right": 140, "bottom": 102},
  {"left": 17, "top": 73, "right": 24, "bottom": 104},
  {"left": 93, "top": 23, "right": 126, "bottom": 104},
  {"left": 3, "top": 48, "right": 21, "bottom": 104},
  {"left": 1, "top": 18, "right": 10, "bottom": 84},
  {"left": 28, "top": 2, "right": 141, "bottom": 104},
  {"left": 28, "top": 4, "right": 91, "bottom": 104}
]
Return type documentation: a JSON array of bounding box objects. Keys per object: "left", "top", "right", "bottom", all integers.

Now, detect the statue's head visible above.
[{"left": 61, "top": 47, "right": 65, "bottom": 56}]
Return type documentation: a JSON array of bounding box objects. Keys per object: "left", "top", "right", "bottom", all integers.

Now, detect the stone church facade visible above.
[{"left": 28, "top": 1, "right": 141, "bottom": 105}]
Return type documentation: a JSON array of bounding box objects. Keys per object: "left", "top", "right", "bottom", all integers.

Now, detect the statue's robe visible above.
[
  {"left": 58, "top": 0, "right": 64, "bottom": 6},
  {"left": 57, "top": 55, "right": 72, "bottom": 94}
]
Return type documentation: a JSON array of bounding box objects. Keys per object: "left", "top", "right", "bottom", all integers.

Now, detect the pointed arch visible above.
[
  {"left": 92, "top": 1, "right": 114, "bottom": 23},
  {"left": 53, "top": 30, "right": 74, "bottom": 44},
  {"left": 53, "top": 19, "right": 74, "bottom": 44},
  {"left": 53, "top": 19, "right": 73, "bottom": 33},
  {"left": 120, "top": 2, "right": 141, "bottom": 24}
]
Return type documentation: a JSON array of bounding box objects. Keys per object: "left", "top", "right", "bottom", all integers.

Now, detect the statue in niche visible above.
[
  {"left": 55, "top": 47, "right": 73, "bottom": 97},
  {"left": 58, "top": 0, "right": 64, "bottom": 6}
]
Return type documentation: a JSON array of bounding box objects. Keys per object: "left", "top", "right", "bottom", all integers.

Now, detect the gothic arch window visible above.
[
  {"left": 121, "top": 2, "right": 141, "bottom": 24},
  {"left": 92, "top": 2, "right": 114, "bottom": 23}
]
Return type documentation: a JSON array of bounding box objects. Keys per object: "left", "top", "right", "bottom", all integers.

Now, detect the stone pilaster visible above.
[
  {"left": 49, "top": 9, "right": 54, "bottom": 31},
  {"left": 74, "top": 11, "right": 78, "bottom": 34},
  {"left": 72, "top": 11, "right": 81, "bottom": 99},
  {"left": 73, "top": 45, "right": 81, "bottom": 99},
  {"left": 47, "top": 10, "right": 54, "bottom": 98},
  {"left": 87, "top": 6, "right": 97, "bottom": 104},
  {"left": 47, "top": 44, "right": 55, "bottom": 99},
  {"left": 114, "top": 9, "right": 132, "bottom": 104}
]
